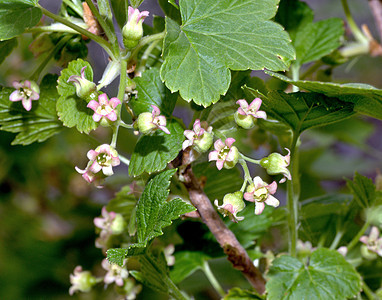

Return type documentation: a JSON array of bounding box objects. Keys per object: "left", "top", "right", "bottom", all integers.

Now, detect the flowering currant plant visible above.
[{"left": 2, "top": 0, "right": 382, "bottom": 299}]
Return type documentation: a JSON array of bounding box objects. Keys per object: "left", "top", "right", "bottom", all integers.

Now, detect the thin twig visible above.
[{"left": 180, "top": 162, "right": 266, "bottom": 294}]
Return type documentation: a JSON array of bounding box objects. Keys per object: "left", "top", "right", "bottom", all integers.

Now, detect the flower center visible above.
[
  {"left": 254, "top": 187, "right": 268, "bottom": 202},
  {"left": 218, "top": 146, "right": 230, "bottom": 160},
  {"left": 97, "top": 153, "right": 112, "bottom": 166}
]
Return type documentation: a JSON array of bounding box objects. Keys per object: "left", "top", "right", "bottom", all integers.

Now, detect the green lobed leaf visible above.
[
  {"left": 300, "top": 194, "right": 352, "bottom": 219},
  {"left": 159, "top": 0, "right": 181, "bottom": 24},
  {"left": 136, "top": 169, "right": 195, "bottom": 244},
  {"left": 129, "top": 118, "right": 185, "bottom": 176},
  {"left": 130, "top": 68, "right": 177, "bottom": 117},
  {"left": 266, "top": 248, "right": 362, "bottom": 300},
  {"left": 244, "top": 86, "right": 355, "bottom": 135},
  {"left": 0, "top": 38, "right": 17, "bottom": 65},
  {"left": 170, "top": 251, "right": 211, "bottom": 284},
  {"left": 0, "top": 74, "right": 62, "bottom": 145},
  {"left": 56, "top": 59, "right": 98, "bottom": 134},
  {"left": 275, "top": 0, "right": 314, "bottom": 41},
  {"left": 0, "top": 0, "right": 42, "bottom": 41},
  {"left": 266, "top": 71, "right": 382, "bottom": 120},
  {"left": 293, "top": 18, "right": 344, "bottom": 66},
  {"left": 224, "top": 287, "right": 264, "bottom": 299},
  {"left": 346, "top": 172, "right": 376, "bottom": 209},
  {"left": 160, "top": 0, "right": 296, "bottom": 107}
]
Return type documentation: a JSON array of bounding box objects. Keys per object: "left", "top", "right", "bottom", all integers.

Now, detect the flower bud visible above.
[
  {"left": 136, "top": 105, "right": 170, "bottom": 135},
  {"left": 260, "top": 148, "right": 291, "bottom": 183},
  {"left": 67, "top": 66, "right": 97, "bottom": 100},
  {"left": 69, "top": 266, "right": 97, "bottom": 295},
  {"left": 122, "top": 7, "right": 149, "bottom": 49},
  {"left": 214, "top": 191, "right": 245, "bottom": 222},
  {"left": 110, "top": 213, "right": 126, "bottom": 235}
]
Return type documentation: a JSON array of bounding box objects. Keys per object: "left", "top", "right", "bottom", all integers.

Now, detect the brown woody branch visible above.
[{"left": 179, "top": 153, "right": 266, "bottom": 294}]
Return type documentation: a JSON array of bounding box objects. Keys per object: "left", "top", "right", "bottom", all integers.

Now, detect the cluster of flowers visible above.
[
  {"left": 69, "top": 206, "right": 141, "bottom": 298},
  {"left": 181, "top": 98, "right": 291, "bottom": 222}
]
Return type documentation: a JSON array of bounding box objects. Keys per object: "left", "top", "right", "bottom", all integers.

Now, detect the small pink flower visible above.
[
  {"left": 87, "top": 93, "right": 121, "bottom": 123},
  {"left": 360, "top": 226, "right": 382, "bottom": 257},
  {"left": 9, "top": 80, "right": 40, "bottom": 111},
  {"left": 94, "top": 206, "right": 116, "bottom": 231},
  {"left": 128, "top": 6, "right": 149, "bottom": 25},
  {"left": 183, "top": 119, "right": 213, "bottom": 152},
  {"left": 236, "top": 98, "right": 267, "bottom": 119},
  {"left": 75, "top": 144, "right": 120, "bottom": 188},
  {"left": 208, "top": 138, "right": 239, "bottom": 170},
  {"left": 151, "top": 105, "right": 170, "bottom": 134},
  {"left": 102, "top": 259, "right": 129, "bottom": 286},
  {"left": 244, "top": 176, "right": 279, "bottom": 215}
]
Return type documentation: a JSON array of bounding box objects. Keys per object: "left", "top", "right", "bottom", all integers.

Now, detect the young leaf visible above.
[
  {"left": 130, "top": 68, "right": 177, "bottom": 117},
  {"left": 107, "top": 244, "right": 146, "bottom": 266},
  {"left": 160, "top": 0, "right": 296, "bottom": 107},
  {"left": 136, "top": 169, "right": 195, "bottom": 244},
  {"left": 56, "top": 59, "right": 98, "bottom": 134},
  {"left": 266, "top": 71, "right": 382, "bottom": 120},
  {"left": 244, "top": 86, "right": 355, "bottom": 135},
  {"left": 193, "top": 162, "right": 242, "bottom": 201},
  {"left": 0, "top": 38, "right": 17, "bottom": 65},
  {"left": 106, "top": 185, "right": 139, "bottom": 219},
  {"left": 346, "top": 172, "right": 376, "bottom": 209},
  {"left": 129, "top": 0, "right": 144, "bottom": 8},
  {"left": 293, "top": 18, "right": 344, "bottom": 66},
  {"left": 170, "top": 251, "right": 211, "bottom": 284},
  {"left": 0, "top": 0, "right": 42, "bottom": 41},
  {"left": 131, "top": 252, "right": 169, "bottom": 294},
  {"left": 129, "top": 118, "right": 185, "bottom": 176},
  {"left": 224, "top": 287, "right": 264, "bottom": 299},
  {"left": 110, "top": 0, "right": 127, "bottom": 29},
  {"left": 275, "top": 0, "right": 314, "bottom": 41},
  {"left": 0, "top": 74, "right": 62, "bottom": 145},
  {"left": 266, "top": 248, "right": 361, "bottom": 300}
]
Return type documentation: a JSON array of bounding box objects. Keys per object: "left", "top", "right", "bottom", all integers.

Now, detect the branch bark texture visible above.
[
  {"left": 182, "top": 165, "right": 266, "bottom": 294},
  {"left": 368, "top": 0, "right": 382, "bottom": 43}
]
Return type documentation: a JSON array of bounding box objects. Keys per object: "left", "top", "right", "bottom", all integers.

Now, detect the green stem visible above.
[
  {"left": 240, "top": 153, "right": 261, "bottom": 165},
  {"left": 110, "top": 125, "right": 119, "bottom": 148},
  {"left": 117, "top": 59, "right": 128, "bottom": 102},
  {"left": 136, "top": 40, "right": 160, "bottom": 74},
  {"left": 26, "top": 26, "right": 78, "bottom": 34},
  {"left": 347, "top": 221, "right": 370, "bottom": 251},
  {"left": 341, "top": 0, "right": 369, "bottom": 44},
  {"left": 62, "top": 0, "right": 83, "bottom": 16},
  {"left": 329, "top": 230, "right": 345, "bottom": 250},
  {"left": 239, "top": 159, "right": 253, "bottom": 193},
  {"left": 129, "top": 31, "right": 166, "bottom": 60},
  {"left": 202, "top": 261, "right": 225, "bottom": 297},
  {"left": 362, "top": 279, "right": 375, "bottom": 300},
  {"left": 291, "top": 64, "right": 300, "bottom": 92},
  {"left": 287, "top": 135, "right": 300, "bottom": 257},
  {"left": 84, "top": 0, "right": 117, "bottom": 47},
  {"left": 38, "top": 5, "right": 116, "bottom": 60},
  {"left": 340, "top": 42, "right": 370, "bottom": 57},
  {"left": 119, "top": 154, "right": 130, "bottom": 166},
  {"left": 30, "top": 34, "right": 72, "bottom": 81},
  {"left": 164, "top": 276, "right": 190, "bottom": 300},
  {"left": 119, "top": 121, "right": 133, "bottom": 129}
]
